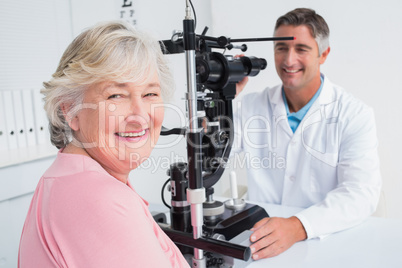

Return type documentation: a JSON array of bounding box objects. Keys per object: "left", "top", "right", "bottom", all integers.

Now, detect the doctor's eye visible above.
[{"left": 275, "top": 47, "right": 288, "bottom": 52}]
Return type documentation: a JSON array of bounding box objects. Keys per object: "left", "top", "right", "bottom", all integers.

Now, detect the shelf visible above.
[{"left": 0, "top": 143, "right": 58, "bottom": 169}]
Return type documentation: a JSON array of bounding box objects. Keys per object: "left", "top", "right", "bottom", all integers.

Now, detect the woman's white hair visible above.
[{"left": 42, "top": 21, "right": 173, "bottom": 149}]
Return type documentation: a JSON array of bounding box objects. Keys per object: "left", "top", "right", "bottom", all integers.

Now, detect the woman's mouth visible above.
[
  {"left": 115, "top": 129, "right": 149, "bottom": 142},
  {"left": 115, "top": 130, "right": 146, "bottom": 138}
]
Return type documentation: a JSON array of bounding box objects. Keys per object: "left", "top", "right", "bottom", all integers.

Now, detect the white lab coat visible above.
[{"left": 232, "top": 75, "right": 382, "bottom": 239}]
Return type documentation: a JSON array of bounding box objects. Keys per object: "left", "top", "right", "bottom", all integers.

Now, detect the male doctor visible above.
[{"left": 234, "top": 8, "right": 382, "bottom": 260}]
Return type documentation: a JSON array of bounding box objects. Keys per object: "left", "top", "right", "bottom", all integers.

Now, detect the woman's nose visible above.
[{"left": 128, "top": 98, "right": 150, "bottom": 126}]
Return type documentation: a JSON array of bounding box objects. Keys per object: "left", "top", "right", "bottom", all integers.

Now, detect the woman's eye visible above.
[
  {"left": 144, "top": 92, "right": 158, "bottom": 97},
  {"left": 108, "top": 94, "right": 122, "bottom": 99}
]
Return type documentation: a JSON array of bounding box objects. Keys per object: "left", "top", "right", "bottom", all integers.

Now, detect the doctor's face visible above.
[
  {"left": 70, "top": 71, "right": 164, "bottom": 182},
  {"left": 274, "top": 25, "right": 329, "bottom": 92}
]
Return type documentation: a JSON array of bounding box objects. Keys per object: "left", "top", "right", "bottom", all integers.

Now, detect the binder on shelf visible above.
[
  {"left": 12, "top": 90, "right": 28, "bottom": 148},
  {"left": 32, "top": 88, "right": 48, "bottom": 145},
  {"left": 0, "top": 92, "right": 9, "bottom": 151},
  {"left": 22, "top": 89, "right": 37, "bottom": 147},
  {"left": 2, "top": 90, "right": 18, "bottom": 149}
]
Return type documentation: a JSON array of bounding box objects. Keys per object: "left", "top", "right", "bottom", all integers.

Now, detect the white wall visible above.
[
  {"left": 210, "top": 0, "right": 402, "bottom": 220},
  {"left": 0, "top": 1, "right": 72, "bottom": 266}
]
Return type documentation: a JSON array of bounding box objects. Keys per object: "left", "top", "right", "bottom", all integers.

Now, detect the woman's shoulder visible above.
[
  {"left": 42, "top": 152, "right": 143, "bottom": 216},
  {"left": 43, "top": 150, "right": 108, "bottom": 178},
  {"left": 50, "top": 171, "right": 138, "bottom": 209}
]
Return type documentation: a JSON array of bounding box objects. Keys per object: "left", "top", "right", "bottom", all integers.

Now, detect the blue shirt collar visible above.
[{"left": 282, "top": 75, "right": 324, "bottom": 132}]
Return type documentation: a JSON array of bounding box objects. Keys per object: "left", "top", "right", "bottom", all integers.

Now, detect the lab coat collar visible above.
[
  {"left": 268, "top": 84, "right": 292, "bottom": 136},
  {"left": 268, "top": 73, "right": 335, "bottom": 136},
  {"left": 270, "top": 73, "right": 335, "bottom": 111},
  {"left": 269, "top": 84, "right": 287, "bottom": 117},
  {"left": 297, "top": 74, "right": 335, "bottom": 119},
  {"left": 317, "top": 74, "right": 336, "bottom": 105}
]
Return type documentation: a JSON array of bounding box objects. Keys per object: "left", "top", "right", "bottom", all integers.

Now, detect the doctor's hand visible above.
[
  {"left": 236, "top": 76, "right": 249, "bottom": 97},
  {"left": 234, "top": 54, "right": 249, "bottom": 97},
  {"left": 249, "top": 216, "right": 307, "bottom": 260}
]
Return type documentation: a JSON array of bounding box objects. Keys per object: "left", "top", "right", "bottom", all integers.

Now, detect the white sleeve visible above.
[
  {"left": 295, "top": 106, "right": 382, "bottom": 239},
  {"left": 230, "top": 99, "right": 245, "bottom": 158}
]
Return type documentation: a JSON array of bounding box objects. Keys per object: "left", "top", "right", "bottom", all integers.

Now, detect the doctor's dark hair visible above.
[
  {"left": 274, "top": 8, "right": 330, "bottom": 55},
  {"left": 41, "top": 21, "right": 173, "bottom": 149}
]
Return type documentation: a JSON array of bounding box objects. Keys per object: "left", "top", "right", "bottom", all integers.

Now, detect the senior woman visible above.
[{"left": 18, "top": 21, "right": 189, "bottom": 267}]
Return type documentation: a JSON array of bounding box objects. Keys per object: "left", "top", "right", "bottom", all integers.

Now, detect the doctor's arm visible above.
[
  {"left": 249, "top": 106, "right": 381, "bottom": 259},
  {"left": 294, "top": 106, "right": 381, "bottom": 239}
]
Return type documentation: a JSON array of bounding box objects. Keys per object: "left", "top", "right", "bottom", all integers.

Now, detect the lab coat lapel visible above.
[
  {"left": 317, "top": 75, "right": 335, "bottom": 106},
  {"left": 298, "top": 75, "right": 339, "bottom": 167},
  {"left": 269, "top": 85, "right": 293, "bottom": 137},
  {"left": 297, "top": 74, "right": 336, "bottom": 131}
]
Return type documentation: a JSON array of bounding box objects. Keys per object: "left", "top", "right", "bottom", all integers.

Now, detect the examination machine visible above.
[{"left": 155, "top": 1, "right": 293, "bottom": 267}]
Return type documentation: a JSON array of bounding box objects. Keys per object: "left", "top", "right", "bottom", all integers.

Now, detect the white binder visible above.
[
  {"left": 12, "top": 90, "right": 28, "bottom": 148},
  {"left": 2, "top": 91, "right": 18, "bottom": 149},
  {"left": 22, "top": 89, "right": 37, "bottom": 147},
  {"left": 32, "top": 89, "right": 48, "bottom": 145},
  {"left": 0, "top": 92, "right": 9, "bottom": 151}
]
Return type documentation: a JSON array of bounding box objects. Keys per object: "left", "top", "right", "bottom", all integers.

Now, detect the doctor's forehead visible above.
[
  {"left": 274, "top": 25, "right": 315, "bottom": 40},
  {"left": 274, "top": 42, "right": 313, "bottom": 51}
]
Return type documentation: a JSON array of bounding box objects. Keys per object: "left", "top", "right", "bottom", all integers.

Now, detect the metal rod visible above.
[
  {"left": 230, "top": 36, "right": 294, "bottom": 42},
  {"left": 185, "top": 50, "right": 198, "bottom": 132},
  {"left": 183, "top": 13, "right": 206, "bottom": 267},
  {"left": 159, "top": 224, "right": 251, "bottom": 261}
]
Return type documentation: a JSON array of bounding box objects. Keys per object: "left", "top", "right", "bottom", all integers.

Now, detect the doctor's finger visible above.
[
  {"left": 250, "top": 222, "right": 274, "bottom": 243},
  {"left": 251, "top": 217, "right": 270, "bottom": 230},
  {"left": 251, "top": 236, "right": 280, "bottom": 260},
  {"left": 234, "top": 53, "right": 245, "bottom": 58}
]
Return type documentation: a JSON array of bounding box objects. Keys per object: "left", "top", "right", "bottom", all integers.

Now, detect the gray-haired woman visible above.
[{"left": 18, "top": 21, "right": 189, "bottom": 268}]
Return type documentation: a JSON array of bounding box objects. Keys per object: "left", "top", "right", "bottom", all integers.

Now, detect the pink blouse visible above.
[{"left": 18, "top": 151, "right": 189, "bottom": 268}]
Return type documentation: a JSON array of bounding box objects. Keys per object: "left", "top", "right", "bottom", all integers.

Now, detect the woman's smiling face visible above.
[{"left": 68, "top": 71, "right": 164, "bottom": 182}]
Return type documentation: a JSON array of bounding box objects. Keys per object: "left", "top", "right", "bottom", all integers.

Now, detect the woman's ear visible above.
[{"left": 60, "top": 104, "right": 80, "bottom": 131}]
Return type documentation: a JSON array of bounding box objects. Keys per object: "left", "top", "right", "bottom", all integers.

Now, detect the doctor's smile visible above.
[{"left": 283, "top": 68, "right": 302, "bottom": 73}]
